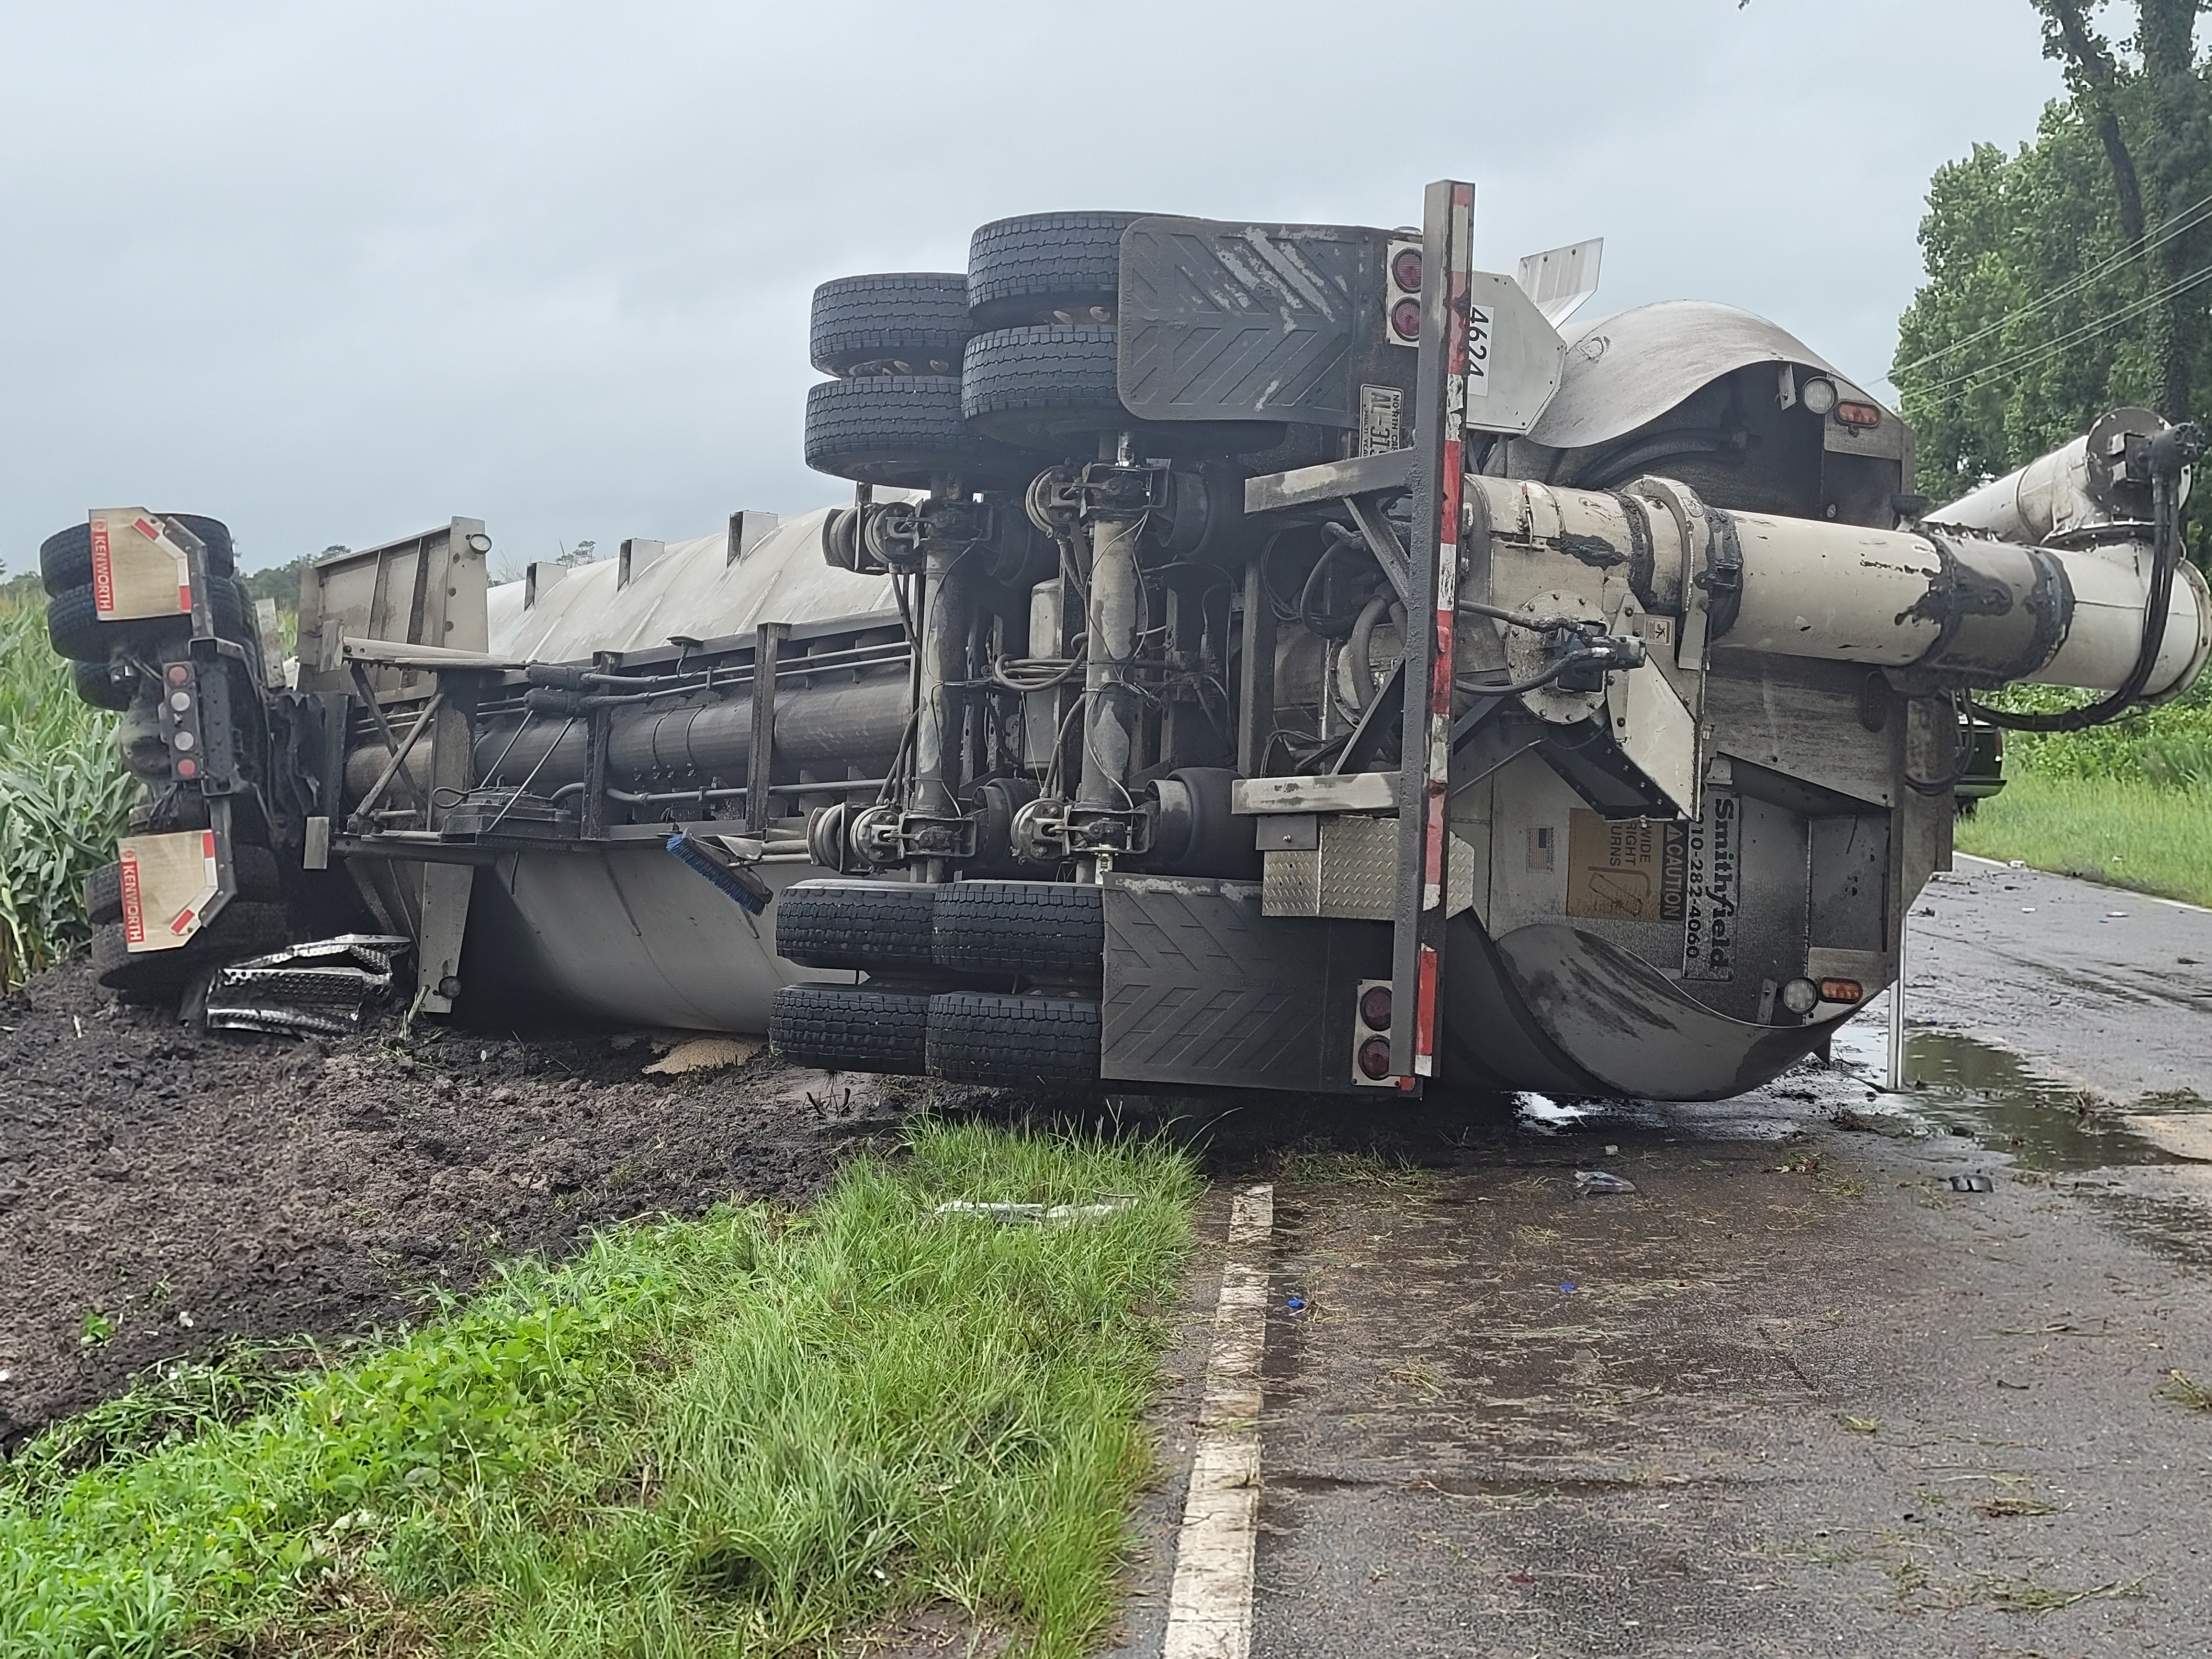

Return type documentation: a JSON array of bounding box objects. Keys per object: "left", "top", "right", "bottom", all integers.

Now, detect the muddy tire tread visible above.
[
  {"left": 769, "top": 984, "right": 930, "bottom": 1075},
  {"left": 926, "top": 991, "right": 1101, "bottom": 1088},
  {"left": 774, "top": 878, "right": 940, "bottom": 972},
  {"left": 932, "top": 879, "right": 1102, "bottom": 981}
]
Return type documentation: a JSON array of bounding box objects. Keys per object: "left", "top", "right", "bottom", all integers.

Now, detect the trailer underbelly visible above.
[{"left": 462, "top": 851, "right": 844, "bottom": 1031}]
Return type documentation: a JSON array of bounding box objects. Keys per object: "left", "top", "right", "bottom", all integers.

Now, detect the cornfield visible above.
[{"left": 0, "top": 591, "right": 135, "bottom": 988}]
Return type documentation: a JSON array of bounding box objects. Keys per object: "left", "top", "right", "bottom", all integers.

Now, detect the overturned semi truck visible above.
[{"left": 46, "top": 183, "right": 2210, "bottom": 1098}]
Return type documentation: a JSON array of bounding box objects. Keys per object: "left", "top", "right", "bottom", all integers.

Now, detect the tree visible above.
[
  {"left": 237, "top": 548, "right": 342, "bottom": 610},
  {"left": 1894, "top": 0, "right": 2212, "bottom": 537}
]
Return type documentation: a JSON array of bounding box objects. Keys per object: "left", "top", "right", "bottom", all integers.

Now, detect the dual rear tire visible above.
[
  {"left": 768, "top": 877, "right": 1105, "bottom": 1085},
  {"left": 805, "top": 218, "right": 1345, "bottom": 487},
  {"left": 774, "top": 878, "right": 1101, "bottom": 982},
  {"left": 769, "top": 983, "right": 1102, "bottom": 1089}
]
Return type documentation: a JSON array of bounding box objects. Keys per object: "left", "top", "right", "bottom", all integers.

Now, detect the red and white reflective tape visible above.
[
  {"left": 134, "top": 515, "right": 192, "bottom": 611},
  {"left": 1410, "top": 183, "right": 1474, "bottom": 1080},
  {"left": 119, "top": 846, "right": 145, "bottom": 945},
  {"left": 168, "top": 830, "right": 219, "bottom": 934}
]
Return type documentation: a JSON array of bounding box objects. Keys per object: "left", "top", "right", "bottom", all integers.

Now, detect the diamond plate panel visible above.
[
  {"left": 1116, "top": 217, "right": 1384, "bottom": 427},
  {"left": 1265, "top": 822, "right": 1476, "bottom": 918}
]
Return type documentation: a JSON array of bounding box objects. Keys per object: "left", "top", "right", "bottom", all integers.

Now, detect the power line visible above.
[
  {"left": 1912, "top": 257, "right": 2212, "bottom": 396},
  {"left": 1908, "top": 253, "right": 2212, "bottom": 397},
  {"left": 1889, "top": 182, "right": 2212, "bottom": 384}
]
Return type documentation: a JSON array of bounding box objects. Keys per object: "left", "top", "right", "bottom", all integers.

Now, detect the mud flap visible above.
[
  {"left": 88, "top": 509, "right": 195, "bottom": 623},
  {"left": 116, "top": 829, "right": 232, "bottom": 951},
  {"left": 1099, "top": 873, "right": 1387, "bottom": 1091}
]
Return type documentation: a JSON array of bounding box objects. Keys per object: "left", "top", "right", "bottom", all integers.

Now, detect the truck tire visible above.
[
  {"left": 960, "top": 326, "right": 1121, "bottom": 443},
  {"left": 85, "top": 845, "right": 284, "bottom": 928},
  {"left": 967, "top": 212, "right": 1143, "bottom": 330},
  {"left": 769, "top": 984, "right": 930, "bottom": 1075},
  {"left": 933, "top": 879, "right": 1102, "bottom": 982},
  {"left": 961, "top": 326, "right": 1286, "bottom": 457},
  {"left": 72, "top": 656, "right": 137, "bottom": 712},
  {"left": 90, "top": 900, "right": 292, "bottom": 998},
  {"left": 926, "top": 991, "right": 1101, "bottom": 1089},
  {"left": 810, "top": 273, "right": 974, "bottom": 377},
  {"left": 39, "top": 514, "right": 236, "bottom": 596},
  {"left": 47, "top": 575, "right": 252, "bottom": 664},
  {"left": 803, "top": 375, "right": 1040, "bottom": 490},
  {"left": 774, "top": 878, "right": 940, "bottom": 972}
]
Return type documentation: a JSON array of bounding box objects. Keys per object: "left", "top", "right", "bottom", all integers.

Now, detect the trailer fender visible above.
[{"left": 1493, "top": 922, "right": 1850, "bottom": 1102}]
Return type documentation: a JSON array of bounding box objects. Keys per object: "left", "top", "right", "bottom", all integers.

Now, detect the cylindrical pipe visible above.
[
  {"left": 1929, "top": 407, "right": 2164, "bottom": 543},
  {"left": 1723, "top": 513, "right": 1946, "bottom": 665},
  {"left": 1077, "top": 513, "right": 1143, "bottom": 811},
  {"left": 2034, "top": 543, "right": 2211, "bottom": 697},
  {"left": 909, "top": 536, "right": 972, "bottom": 821},
  {"left": 1724, "top": 513, "right": 2208, "bottom": 696},
  {"left": 1467, "top": 472, "right": 2212, "bottom": 699},
  {"left": 460, "top": 675, "right": 911, "bottom": 795}
]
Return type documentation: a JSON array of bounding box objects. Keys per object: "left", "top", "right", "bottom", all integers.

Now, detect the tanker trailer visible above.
[{"left": 45, "top": 180, "right": 2208, "bottom": 1099}]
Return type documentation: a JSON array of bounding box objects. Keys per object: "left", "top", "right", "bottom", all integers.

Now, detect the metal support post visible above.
[
  {"left": 1237, "top": 557, "right": 1277, "bottom": 776},
  {"left": 748, "top": 621, "right": 788, "bottom": 834},
  {"left": 1391, "top": 179, "right": 1476, "bottom": 1082},
  {"left": 1888, "top": 918, "right": 1908, "bottom": 1092},
  {"left": 1076, "top": 510, "right": 1144, "bottom": 826},
  {"left": 910, "top": 545, "right": 969, "bottom": 823}
]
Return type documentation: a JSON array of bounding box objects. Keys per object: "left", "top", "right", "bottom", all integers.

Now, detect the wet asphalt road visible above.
[{"left": 1113, "top": 860, "right": 2212, "bottom": 1658}]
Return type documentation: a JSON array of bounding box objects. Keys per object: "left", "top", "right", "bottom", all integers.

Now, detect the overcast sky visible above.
[{"left": 0, "top": 1, "right": 2064, "bottom": 578}]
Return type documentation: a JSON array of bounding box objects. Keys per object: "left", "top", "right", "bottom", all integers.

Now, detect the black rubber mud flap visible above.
[
  {"left": 1116, "top": 216, "right": 1384, "bottom": 429},
  {"left": 1096, "top": 873, "right": 1386, "bottom": 1091}
]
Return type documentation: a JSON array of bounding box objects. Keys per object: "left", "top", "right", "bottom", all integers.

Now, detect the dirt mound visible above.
[{"left": 0, "top": 959, "right": 894, "bottom": 1450}]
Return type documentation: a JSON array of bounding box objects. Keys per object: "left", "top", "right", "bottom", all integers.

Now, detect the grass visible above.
[
  {"left": 1956, "top": 773, "right": 2212, "bottom": 906},
  {"left": 0, "top": 585, "right": 134, "bottom": 988},
  {"left": 0, "top": 1121, "right": 1199, "bottom": 1658},
  {"left": 2160, "top": 1369, "right": 2212, "bottom": 1412},
  {"left": 1953, "top": 673, "right": 2212, "bottom": 904}
]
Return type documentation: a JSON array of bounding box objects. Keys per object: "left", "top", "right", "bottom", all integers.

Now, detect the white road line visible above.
[{"left": 1162, "top": 1183, "right": 1274, "bottom": 1659}]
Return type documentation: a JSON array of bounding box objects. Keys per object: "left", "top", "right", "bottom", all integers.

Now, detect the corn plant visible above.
[{"left": 0, "top": 593, "right": 136, "bottom": 986}]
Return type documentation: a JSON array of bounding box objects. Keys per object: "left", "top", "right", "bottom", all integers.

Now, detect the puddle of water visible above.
[
  {"left": 2132, "top": 1088, "right": 2212, "bottom": 1116},
  {"left": 1511, "top": 1011, "right": 2205, "bottom": 1169},
  {"left": 1824, "top": 1009, "right": 2188, "bottom": 1172},
  {"left": 1895, "top": 1030, "right": 2181, "bottom": 1171}
]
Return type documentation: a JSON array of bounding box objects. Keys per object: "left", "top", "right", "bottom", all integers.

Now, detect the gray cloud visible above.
[{"left": 0, "top": 0, "right": 2061, "bottom": 577}]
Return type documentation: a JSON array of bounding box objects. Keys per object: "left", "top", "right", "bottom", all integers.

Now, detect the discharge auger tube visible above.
[{"left": 1466, "top": 473, "right": 2212, "bottom": 698}]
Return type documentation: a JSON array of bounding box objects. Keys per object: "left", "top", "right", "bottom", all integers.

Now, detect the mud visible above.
[{"left": 0, "top": 958, "right": 892, "bottom": 1449}]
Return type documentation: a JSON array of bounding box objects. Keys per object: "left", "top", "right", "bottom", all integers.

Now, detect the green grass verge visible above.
[
  {"left": 0, "top": 589, "right": 133, "bottom": 988},
  {"left": 1, "top": 1122, "right": 1198, "bottom": 1658},
  {"left": 1981, "top": 673, "right": 2212, "bottom": 786},
  {"left": 1957, "top": 772, "right": 2212, "bottom": 906}
]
